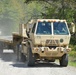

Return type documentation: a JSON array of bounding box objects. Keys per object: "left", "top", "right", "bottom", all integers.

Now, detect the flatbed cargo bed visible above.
[
  {"left": 0, "top": 36, "right": 13, "bottom": 43},
  {"left": 0, "top": 32, "right": 23, "bottom": 44}
]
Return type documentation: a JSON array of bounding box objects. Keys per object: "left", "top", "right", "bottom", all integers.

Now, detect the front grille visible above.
[{"left": 46, "top": 40, "right": 59, "bottom": 46}]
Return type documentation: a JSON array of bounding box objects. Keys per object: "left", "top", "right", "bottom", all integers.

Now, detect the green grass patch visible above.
[
  {"left": 69, "top": 61, "right": 76, "bottom": 67},
  {"left": 69, "top": 51, "right": 76, "bottom": 67}
]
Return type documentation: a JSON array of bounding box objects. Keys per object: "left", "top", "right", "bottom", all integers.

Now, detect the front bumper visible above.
[{"left": 32, "top": 47, "right": 71, "bottom": 57}]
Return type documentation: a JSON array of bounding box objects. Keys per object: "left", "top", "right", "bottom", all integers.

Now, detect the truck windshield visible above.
[
  {"left": 53, "top": 22, "right": 69, "bottom": 35},
  {"left": 36, "top": 22, "right": 52, "bottom": 35}
]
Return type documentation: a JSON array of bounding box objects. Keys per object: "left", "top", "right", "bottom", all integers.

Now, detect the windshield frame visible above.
[{"left": 34, "top": 21, "right": 70, "bottom": 35}]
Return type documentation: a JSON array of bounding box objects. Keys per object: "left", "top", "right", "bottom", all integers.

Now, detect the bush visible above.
[
  {"left": 70, "top": 45, "right": 76, "bottom": 51},
  {"left": 69, "top": 51, "right": 76, "bottom": 57},
  {"left": 70, "top": 33, "right": 76, "bottom": 45}
]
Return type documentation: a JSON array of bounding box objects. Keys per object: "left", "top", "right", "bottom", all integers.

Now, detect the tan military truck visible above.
[
  {"left": 16, "top": 19, "right": 75, "bottom": 67},
  {"left": 0, "top": 19, "right": 75, "bottom": 67}
]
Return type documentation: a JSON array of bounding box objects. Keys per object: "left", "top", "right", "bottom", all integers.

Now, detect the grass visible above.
[
  {"left": 69, "top": 61, "right": 76, "bottom": 67},
  {"left": 69, "top": 51, "right": 76, "bottom": 67}
]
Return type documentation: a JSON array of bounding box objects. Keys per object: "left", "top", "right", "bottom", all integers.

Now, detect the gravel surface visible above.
[{"left": 0, "top": 49, "right": 76, "bottom": 75}]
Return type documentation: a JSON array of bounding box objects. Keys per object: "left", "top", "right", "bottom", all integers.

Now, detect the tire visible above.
[
  {"left": 20, "top": 53, "right": 26, "bottom": 62},
  {"left": 59, "top": 54, "right": 68, "bottom": 67},
  {"left": 16, "top": 44, "right": 26, "bottom": 62},
  {"left": 27, "top": 47, "right": 35, "bottom": 66}
]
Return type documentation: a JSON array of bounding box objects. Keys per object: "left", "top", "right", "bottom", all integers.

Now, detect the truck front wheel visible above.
[
  {"left": 26, "top": 47, "right": 35, "bottom": 66},
  {"left": 59, "top": 54, "right": 68, "bottom": 67}
]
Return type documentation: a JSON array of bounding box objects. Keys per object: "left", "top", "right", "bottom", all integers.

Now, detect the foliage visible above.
[
  {"left": 0, "top": 0, "right": 25, "bottom": 21},
  {"left": 70, "top": 35, "right": 76, "bottom": 46},
  {"left": 69, "top": 51, "right": 76, "bottom": 57},
  {"left": 25, "top": 0, "right": 76, "bottom": 22},
  {"left": 0, "top": 0, "right": 76, "bottom": 36},
  {"left": 0, "top": 0, "right": 76, "bottom": 23},
  {"left": 69, "top": 51, "right": 76, "bottom": 67},
  {"left": 0, "top": 0, "right": 25, "bottom": 35},
  {"left": 24, "top": 1, "right": 44, "bottom": 23}
]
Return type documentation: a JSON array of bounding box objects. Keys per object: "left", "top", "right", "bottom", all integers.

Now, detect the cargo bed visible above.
[{"left": 0, "top": 36, "right": 13, "bottom": 43}]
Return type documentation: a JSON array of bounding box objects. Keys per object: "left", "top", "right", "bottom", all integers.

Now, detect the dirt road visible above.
[{"left": 0, "top": 49, "right": 76, "bottom": 75}]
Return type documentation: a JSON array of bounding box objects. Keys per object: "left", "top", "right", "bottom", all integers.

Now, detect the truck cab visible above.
[
  {"left": 20, "top": 19, "right": 72, "bottom": 66},
  {"left": 31, "top": 19, "right": 71, "bottom": 46}
]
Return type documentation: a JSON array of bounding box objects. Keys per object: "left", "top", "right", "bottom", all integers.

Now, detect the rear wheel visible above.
[
  {"left": 59, "top": 54, "right": 68, "bottom": 67},
  {"left": 17, "top": 44, "right": 26, "bottom": 62},
  {"left": 26, "top": 47, "right": 35, "bottom": 66}
]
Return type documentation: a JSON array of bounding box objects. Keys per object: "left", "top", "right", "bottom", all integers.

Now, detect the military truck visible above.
[
  {"left": 15, "top": 19, "right": 75, "bottom": 67},
  {"left": 0, "top": 19, "right": 75, "bottom": 67}
]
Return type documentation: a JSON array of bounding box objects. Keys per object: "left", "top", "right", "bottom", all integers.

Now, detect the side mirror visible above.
[{"left": 71, "top": 22, "right": 75, "bottom": 33}]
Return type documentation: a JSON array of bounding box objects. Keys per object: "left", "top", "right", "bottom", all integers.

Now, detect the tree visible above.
[
  {"left": 0, "top": 0, "right": 25, "bottom": 35},
  {"left": 24, "top": 0, "right": 76, "bottom": 23}
]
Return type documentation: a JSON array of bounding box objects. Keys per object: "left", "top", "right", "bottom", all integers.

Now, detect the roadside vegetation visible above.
[
  {"left": 69, "top": 35, "right": 76, "bottom": 67},
  {"left": 69, "top": 50, "right": 76, "bottom": 67}
]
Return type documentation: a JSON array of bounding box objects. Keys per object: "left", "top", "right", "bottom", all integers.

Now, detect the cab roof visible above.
[{"left": 37, "top": 19, "right": 66, "bottom": 22}]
